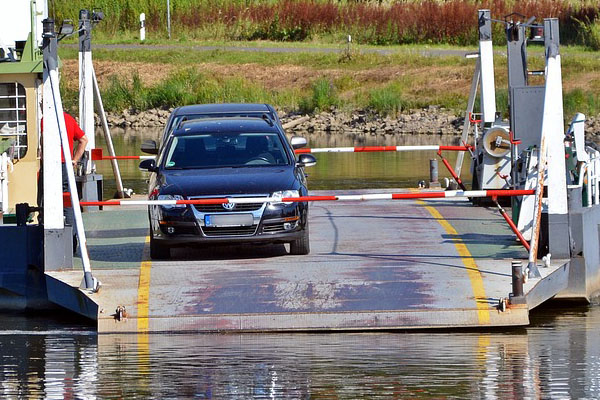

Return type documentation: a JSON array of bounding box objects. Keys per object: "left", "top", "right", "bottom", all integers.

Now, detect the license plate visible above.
[{"left": 204, "top": 213, "right": 254, "bottom": 227}]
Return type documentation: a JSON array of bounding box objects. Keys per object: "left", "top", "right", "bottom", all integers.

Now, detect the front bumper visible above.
[{"left": 150, "top": 201, "right": 307, "bottom": 247}]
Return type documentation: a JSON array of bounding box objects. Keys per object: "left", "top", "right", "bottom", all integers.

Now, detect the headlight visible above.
[
  {"left": 157, "top": 194, "right": 186, "bottom": 209},
  {"left": 271, "top": 190, "right": 299, "bottom": 205}
]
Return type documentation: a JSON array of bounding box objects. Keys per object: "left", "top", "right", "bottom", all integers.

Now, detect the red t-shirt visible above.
[{"left": 41, "top": 112, "right": 86, "bottom": 162}]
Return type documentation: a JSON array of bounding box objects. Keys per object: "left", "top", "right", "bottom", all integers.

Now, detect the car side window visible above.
[{"left": 162, "top": 137, "right": 179, "bottom": 168}]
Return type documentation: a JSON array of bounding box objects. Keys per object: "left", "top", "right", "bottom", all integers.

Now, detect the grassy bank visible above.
[
  {"left": 58, "top": 44, "right": 600, "bottom": 120},
  {"left": 53, "top": 0, "right": 600, "bottom": 48}
]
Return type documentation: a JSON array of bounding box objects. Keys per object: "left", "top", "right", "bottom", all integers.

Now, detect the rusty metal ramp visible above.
[{"left": 46, "top": 190, "right": 571, "bottom": 333}]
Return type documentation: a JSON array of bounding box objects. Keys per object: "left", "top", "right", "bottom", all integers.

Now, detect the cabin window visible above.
[{"left": 0, "top": 82, "right": 27, "bottom": 159}]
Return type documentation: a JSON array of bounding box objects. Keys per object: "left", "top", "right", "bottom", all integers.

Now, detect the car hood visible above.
[{"left": 161, "top": 166, "right": 298, "bottom": 196}]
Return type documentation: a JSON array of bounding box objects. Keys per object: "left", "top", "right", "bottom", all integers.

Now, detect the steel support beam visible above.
[
  {"left": 543, "top": 18, "right": 570, "bottom": 259},
  {"left": 478, "top": 10, "right": 496, "bottom": 125}
]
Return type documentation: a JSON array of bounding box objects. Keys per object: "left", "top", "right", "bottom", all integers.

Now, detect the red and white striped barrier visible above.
[
  {"left": 294, "top": 145, "right": 471, "bottom": 154},
  {"left": 91, "top": 145, "right": 471, "bottom": 160},
  {"left": 78, "top": 189, "right": 534, "bottom": 207},
  {"left": 91, "top": 148, "right": 154, "bottom": 161}
]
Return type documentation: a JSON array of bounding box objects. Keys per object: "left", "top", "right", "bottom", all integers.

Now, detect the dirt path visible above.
[{"left": 63, "top": 43, "right": 471, "bottom": 58}]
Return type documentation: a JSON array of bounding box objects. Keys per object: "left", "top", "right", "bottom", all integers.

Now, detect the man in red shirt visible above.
[
  {"left": 39, "top": 112, "right": 88, "bottom": 251},
  {"left": 41, "top": 111, "right": 89, "bottom": 166}
]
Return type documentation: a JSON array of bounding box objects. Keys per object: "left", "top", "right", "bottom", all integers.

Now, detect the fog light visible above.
[
  {"left": 284, "top": 222, "right": 299, "bottom": 230},
  {"left": 167, "top": 227, "right": 175, "bottom": 234}
]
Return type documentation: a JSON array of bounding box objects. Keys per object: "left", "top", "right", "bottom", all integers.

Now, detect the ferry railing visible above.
[
  {"left": 577, "top": 148, "right": 600, "bottom": 207},
  {"left": 0, "top": 152, "right": 13, "bottom": 217}
]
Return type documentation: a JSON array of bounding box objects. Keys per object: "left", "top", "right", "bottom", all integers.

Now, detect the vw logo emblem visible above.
[{"left": 222, "top": 202, "right": 235, "bottom": 210}]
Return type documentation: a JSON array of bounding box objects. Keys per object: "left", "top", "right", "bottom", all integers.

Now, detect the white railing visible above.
[
  {"left": 0, "top": 151, "right": 13, "bottom": 215},
  {"left": 578, "top": 147, "right": 600, "bottom": 207}
]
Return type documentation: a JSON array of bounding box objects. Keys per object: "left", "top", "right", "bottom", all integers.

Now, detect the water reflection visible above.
[
  {"left": 94, "top": 128, "right": 470, "bottom": 195},
  {"left": 1, "top": 306, "right": 599, "bottom": 398}
]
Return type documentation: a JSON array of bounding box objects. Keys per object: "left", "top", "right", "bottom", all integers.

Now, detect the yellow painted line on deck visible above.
[
  {"left": 137, "top": 236, "right": 152, "bottom": 332},
  {"left": 415, "top": 196, "right": 491, "bottom": 324},
  {"left": 137, "top": 236, "right": 151, "bottom": 380}
]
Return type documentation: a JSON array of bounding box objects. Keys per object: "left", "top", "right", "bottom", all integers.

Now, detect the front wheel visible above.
[
  {"left": 150, "top": 234, "right": 171, "bottom": 259},
  {"left": 289, "top": 226, "right": 310, "bottom": 255}
]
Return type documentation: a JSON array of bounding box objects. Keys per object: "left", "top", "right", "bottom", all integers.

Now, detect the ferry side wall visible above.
[
  {"left": 0, "top": 225, "right": 47, "bottom": 309},
  {"left": 582, "top": 205, "right": 600, "bottom": 299},
  {"left": 558, "top": 202, "right": 600, "bottom": 301}
]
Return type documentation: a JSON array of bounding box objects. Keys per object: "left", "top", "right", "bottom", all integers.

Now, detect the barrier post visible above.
[
  {"left": 428, "top": 159, "right": 441, "bottom": 188},
  {"left": 140, "top": 13, "right": 145, "bottom": 41},
  {"left": 511, "top": 260, "right": 525, "bottom": 300}
]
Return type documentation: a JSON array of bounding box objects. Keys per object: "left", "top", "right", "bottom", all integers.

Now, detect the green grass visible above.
[
  {"left": 62, "top": 68, "right": 302, "bottom": 113},
  {"left": 299, "top": 78, "right": 339, "bottom": 113},
  {"left": 58, "top": 45, "right": 471, "bottom": 72},
  {"left": 367, "top": 82, "right": 411, "bottom": 116},
  {"left": 564, "top": 89, "right": 600, "bottom": 117}
]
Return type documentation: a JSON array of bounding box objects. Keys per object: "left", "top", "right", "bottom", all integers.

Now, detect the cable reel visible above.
[{"left": 482, "top": 126, "right": 511, "bottom": 158}]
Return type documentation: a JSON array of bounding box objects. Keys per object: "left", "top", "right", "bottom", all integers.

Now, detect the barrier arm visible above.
[
  {"left": 78, "top": 189, "right": 535, "bottom": 207},
  {"left": 91, "top": 145, "right": 472, "bottom": 160}
]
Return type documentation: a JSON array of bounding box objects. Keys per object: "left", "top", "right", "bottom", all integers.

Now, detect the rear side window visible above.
[{"left": 0, "top": 82, "right": 27, "bottom": 159}]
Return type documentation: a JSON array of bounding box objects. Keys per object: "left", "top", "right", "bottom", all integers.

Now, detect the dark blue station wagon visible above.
[{"left": 139, "top": 116, "right": 316, "bottom": 259}]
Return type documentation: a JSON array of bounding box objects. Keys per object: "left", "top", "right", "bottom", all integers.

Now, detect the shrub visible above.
[
  {"left": 299, "top": 78, "right": 339, "bottom": 113},
  {"left": 564, "top": 89, "right": 600, "bottom": 118},
  {"left": 102, "top": 73, "right": 148, "bottom": 111},
  {"left": 574, "top": 17, "right": 600, "bottom": 50},
  {"left": 368, "top": 83, "right": 408, "bottom": 116}
]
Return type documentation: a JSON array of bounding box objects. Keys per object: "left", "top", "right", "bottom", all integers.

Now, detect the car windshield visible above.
[{"left": 164, "top": 132, "right": 289, "bottom": 169}]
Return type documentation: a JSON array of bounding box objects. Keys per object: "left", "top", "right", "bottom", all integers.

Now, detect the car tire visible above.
[
  {"left": 150, "top": 234, "right": 171, "bottom": 259},
  {"left": 289, "top": 225, "right": 310, "bottom": 255}
]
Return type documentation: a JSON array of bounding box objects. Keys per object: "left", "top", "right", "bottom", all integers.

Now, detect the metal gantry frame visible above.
[
  {"left": 42, "top": 18, "right": 98, "bottom": 291},
  {"left": 463, "top": 11, "right": 578, "bottom": 282}
]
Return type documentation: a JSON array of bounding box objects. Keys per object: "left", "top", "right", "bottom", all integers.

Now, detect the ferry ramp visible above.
[{"left": 45, "top": 189, "right": 570, "bottom": 333}]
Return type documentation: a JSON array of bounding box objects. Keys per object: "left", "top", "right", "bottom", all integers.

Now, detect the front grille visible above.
[
  {"left": 262, "top": 223, "right": 286, "bottom": 233},
  {"left": 202, "top": 225, "right": 258, "bottom": 237},
  {"left": 194, "top": 203, "right": 264, "bottom": 213}
]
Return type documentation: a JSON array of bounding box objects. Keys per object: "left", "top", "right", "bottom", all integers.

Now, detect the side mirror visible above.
[
  {"left": 290, "top": 136, "right": 307, "bottom": 150},
  {"left": 141, "top": 140, "right": 158, "bottom": 155},
  {"left": 297, "top": 153, "right": 316, "bottom": 167},
  {"left": 139, "top": 159, "right": 157, "bottom": 172}
]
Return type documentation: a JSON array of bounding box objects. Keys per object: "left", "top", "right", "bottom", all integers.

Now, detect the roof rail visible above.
[
  {"left": 262, "top": 113, "right": 274, "bottom": 126},
  {"left": 175, "top": 116, "right": 188, "bottom": 130}
]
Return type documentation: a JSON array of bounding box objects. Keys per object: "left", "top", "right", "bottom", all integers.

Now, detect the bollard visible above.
[
  {"left": 15, "top": 203, "right": 29, "bottom": 226},
  {"left": 140, "top": 13, "right": 145, "bottom": 41},
  {"left": 428, "top": 159, "right": 441, "bottom": 188},
  {"left": 511, "top": 260, "right": 524, "bottom": 298}
]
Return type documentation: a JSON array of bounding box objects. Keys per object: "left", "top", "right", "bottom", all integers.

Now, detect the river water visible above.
[
  {"left": 2, "top": 128, "right": 599, "bottom": 398},
  {"left": 1, "top": 304, "right": 599, "bottom": 398}
]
